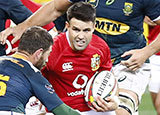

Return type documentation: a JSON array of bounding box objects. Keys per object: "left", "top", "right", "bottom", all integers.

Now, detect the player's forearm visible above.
[
  {"left": 52, "top": 103, "right": 80, "bottom": 115},
  {"left": 144, "top": 33, "right": 160, "bottom": 57},
  {"left": 147, "top": 19, "right": 160, "bottom": 56},
  {"left": 20, "top": 1, "right": 60, "bottom": 29},
  {"left": 154, "top": 18, "right": 160, "bottom": 25},
  {"left": 20, "top": 0, "right": 72, "bottom": 29}
]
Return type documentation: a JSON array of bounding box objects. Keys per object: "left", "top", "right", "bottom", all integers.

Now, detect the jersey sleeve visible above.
[
  {"left": 143, "top": 0, "right": 160, "bottom": 20},
  {"left": 100, "top": 44, "right": 112, "bottom": 71},
  {"left": 29, "top": 72, "right": 63, "bottom": 112},
  {"left": 7, "top": 0, "right": 32, "bottom": 24},
  {"left": 93, "top": 35, "right": 112, "bottom": 71},
  {"left": 102, "top": 45, "right": 112, "bottom": 70}
]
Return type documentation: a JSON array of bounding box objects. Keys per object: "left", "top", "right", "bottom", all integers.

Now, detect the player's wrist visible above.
[
  {"left": 52, "top": 103, "right": 81, "bottom": 115},
  {"left": 113, "top": 96, "right": 120, "bottom": 106}
]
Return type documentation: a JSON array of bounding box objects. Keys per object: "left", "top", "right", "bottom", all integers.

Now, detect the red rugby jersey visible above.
[
  {"left": 148, "top": 25, "right": 160, "bottom": 55},
  {"left": 41, "top": 32, "right": 112, "bottom": 112}
]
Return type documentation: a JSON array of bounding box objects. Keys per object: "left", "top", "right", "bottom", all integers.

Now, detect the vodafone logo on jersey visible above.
[{"left": 62, "top": 62, "right": 73, "bottom": 72}]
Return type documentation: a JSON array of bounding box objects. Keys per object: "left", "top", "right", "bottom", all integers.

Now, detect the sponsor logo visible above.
[
  {"left": 67, "top": 89, "right": 84, "bottom": 96},
  {"left": 62, "top": 62, "right": 73, "bottom": 72},
  {"left": 67, "top": 74, "right": 88, "bottom": 97},
  {"left": 123, "top": 2, "right": 133, "bottom": 16},
  {"left": 73, "top": 74, "right": 88, "bottom": 89},
  {"left": 96, "top": 72, "right": 112, "bottom": 96},
  {"left": 95, "top": 17, "right": 130, "bottom": 35},
  {"left": 118, "top": 75, "right": 127, "bottom": 82},
  {"left": 106, "top": 0, "right": 115, "bottom": 6},
  {"left": 91, "top": 54, "right": 100, "bottom": 71},
  {"left": 45, "top": 84, "right": 55, "bottom": 94}
]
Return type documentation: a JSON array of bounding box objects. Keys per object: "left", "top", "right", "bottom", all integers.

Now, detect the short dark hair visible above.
[
  {"left": 67, "top": 2, "right": 96, "bottom": 23},
  {"left": 18, "top": 26, "right": 53, "bottom": 54}
]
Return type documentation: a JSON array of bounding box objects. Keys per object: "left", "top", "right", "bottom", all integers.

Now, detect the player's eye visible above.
[
  {"left": 72, "top": 27, "right": 80, "bottom": 32},
  {"left": 83, "top": 29, "right": 91, "bottom": 32}
]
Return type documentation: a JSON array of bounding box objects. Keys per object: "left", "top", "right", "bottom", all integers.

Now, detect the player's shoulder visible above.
[
  {"left": 92, "top": 34, "right": 105, "bottom": 42},
  {"left": 52, "top": 32, "right": 69, "bottom": 51},
  {"left": 20, "top": 59, "right": 42, "bottom": 80},
  {"left": 0, "top": 56, "right": 11, "bottom": 69},
  {"left": 0, "top": 56, "right": 38, "bottom": 75},
  {"left": 0, "top": 0, "right": 22, "bottom": 9},
  {"left": 9, "top": 0, "right": 24, "bottom": 6},
  {"left": 10, "top": 55, "right": 40, "bottom": 75},
  {"left": 91, "top": 34, "right": 109, "bottom": 48},
  {"left": 54, "top": 32, "right": 67, "bottom": 42}
]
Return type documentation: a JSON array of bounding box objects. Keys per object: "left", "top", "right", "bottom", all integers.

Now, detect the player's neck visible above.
[{"left": 13, "top": 51, "right": 30, "bottom": 61}]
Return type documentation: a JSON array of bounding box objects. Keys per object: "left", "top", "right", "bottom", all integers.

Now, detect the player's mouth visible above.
[{"left": 76, "top": 39, "right": 85, "bottom": 47}]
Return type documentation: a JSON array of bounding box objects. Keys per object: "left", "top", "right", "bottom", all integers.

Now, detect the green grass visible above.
[{"left": 139, "top": 89, "right": 156, "bottom": 115}]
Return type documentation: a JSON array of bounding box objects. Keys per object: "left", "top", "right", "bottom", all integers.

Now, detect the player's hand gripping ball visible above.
[{"left": 84, "top": 70, "right": 118, "bottom": 107}]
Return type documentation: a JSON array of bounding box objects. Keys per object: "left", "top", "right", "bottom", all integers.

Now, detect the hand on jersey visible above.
[
  {"left": 121, "top": 48, "right": 149, "bottom": 71},
  {"left": 0, "top": 24, "right": 25, "bottom": 45},
  {"left": 5, "top": 40, "right": 18, "bottom": 55},
  {"left": 144, "top": 16, "right": 157, "bottom": 26},
  {"left": 89, "top": 96, "right": 118, "bottom": 112}
]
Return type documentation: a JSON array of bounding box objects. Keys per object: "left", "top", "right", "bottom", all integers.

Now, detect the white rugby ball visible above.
[{"left": 84, "top": 70, "right": 118, "bottom": 107}]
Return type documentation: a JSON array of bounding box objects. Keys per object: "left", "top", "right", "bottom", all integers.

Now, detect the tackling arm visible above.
[
  {"left": 143, "top": 33, "right": 160, "bottom": 57},
  {"left": 23, "top": 0, "right": 72, "bottom": 28},
  {"left": 0, "top": 0, "right": 72, "bottom": 44},
  {"left": 52, "top": 103, "right": 80, "bottom": 115}
]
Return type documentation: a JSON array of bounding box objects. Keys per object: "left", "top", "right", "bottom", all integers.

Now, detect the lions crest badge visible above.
[{"left": 91, "top": 54, "right": 100, "bottom": 71}]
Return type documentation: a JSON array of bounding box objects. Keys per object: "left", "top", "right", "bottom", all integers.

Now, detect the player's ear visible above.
[
  {"left": 92, "top": 26, "right": 95, "bottom": 33},
  {"left": 93, "top": 22, "right": 96, "bottom": 32},
  {"left": 65, "top": 21, "right": 70, "bottom": 29},
  {"left": 34, "top": 48, "right": 43, "bottom": 61}
]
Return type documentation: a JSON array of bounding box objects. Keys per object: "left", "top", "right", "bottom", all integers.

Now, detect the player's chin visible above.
[
  {"left": 38, "top": 63, "right": 46, "bottom": 70},
  {"left": 75, "top": 44, "right": 87, "bottom": 51}
]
